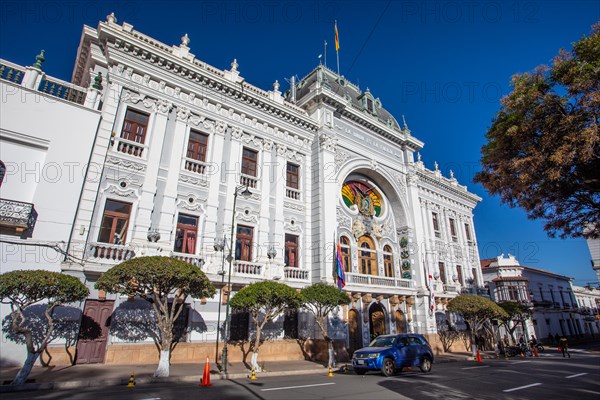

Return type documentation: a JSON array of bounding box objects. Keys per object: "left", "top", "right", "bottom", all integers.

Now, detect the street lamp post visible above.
[
  {"left": 222, "top": 185, "right": 252, "bottom": 374},
  {"left": 213, "top": 235, "right": 226, "bottom": 369}
]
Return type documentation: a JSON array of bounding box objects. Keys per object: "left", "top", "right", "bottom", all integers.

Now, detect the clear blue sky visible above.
[{"left": 1, "top": 1, "right": 598, "bottom": 285}]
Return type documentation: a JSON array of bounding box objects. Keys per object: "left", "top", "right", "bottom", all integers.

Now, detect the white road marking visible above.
[
  {"left": 566, "top": 373, "right": 588, "bottom": 379},
  {"left": 503, "top": 383, "right": 542, "bottom": 393},
  {"left": 461, "top": 366, "right": 490, "bottom": 370},
  {"left": 261, "top": 382, "right": 336, "bottom": 392},
  {"left": 576, "top": 389, "right": 600, "bottom": 395},
  {"left": 512, "top": 361, "right": 531, "bottom": 364}
]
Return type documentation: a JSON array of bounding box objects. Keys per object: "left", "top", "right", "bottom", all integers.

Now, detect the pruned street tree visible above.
[
  {"left": 300, "top": 282, "right": 350, "bottom": 367},
  {"left": 474, "top": 22, "right": 600, "bottom": 239},
  {"left": 95, "top": 256, "right": 215, "bottom": 378},
  {"left": 229, "top": 281, "right": 301, "bottom": 372},
  {"left": 498, "top": 301, "right": 532, "bottom": 344},
  {"left": 447, "top": 294, "right": 508, "bottom": 354},
  {"left": 0, "top": 270, "right": 89, "bottom": 385}
]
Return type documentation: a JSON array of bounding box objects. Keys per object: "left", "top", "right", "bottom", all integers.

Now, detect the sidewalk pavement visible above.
[{"left": 0, "top": 351, "right": 483, "bottom": 393}]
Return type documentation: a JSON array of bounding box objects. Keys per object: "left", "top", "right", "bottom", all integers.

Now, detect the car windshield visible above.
[{"left": 369, "top": 336, "right": 395, "bottom": 347}]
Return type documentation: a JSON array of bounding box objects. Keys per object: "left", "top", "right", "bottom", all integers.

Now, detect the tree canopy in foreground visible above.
[
  {"left": 474, "top": 22, "right": 600, "bottom": 239},
  {"left": 0, "top": 270, "right": 88, "bottom": 385},
  {"left": 95, "top": 256, "right": 215, "bottom": 378}
]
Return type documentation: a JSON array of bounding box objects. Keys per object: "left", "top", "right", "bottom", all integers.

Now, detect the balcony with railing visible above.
[
  {"left": 87, "top": 242, "right": 136, "bottom": 263},
  {"left": 444, "top": 284, "right": 459, "bottom": 293},
  {"left": 240, "top": 174, "right": 258, "bottom": 189},
  {"left": 283, "top": 267, "right": 309, "bottom": 281},
  {"left": 285, "top": 187, "right": 301, "bottom": 201},
  {"left": 345, "top": 273, "right": 412, "bottom": 289},
  {"left": 0, "top": 198, "right": 38, "bottom": 238},
  {"left": 0, "top": 60, "right": 25, "bottom": 84},
  {"left": 114, "top": 138, "right": 146, "bottom": 158},
  {"left": 183, "top": 158, "right": 208, "bottom": 175},
  {"left": 171, "top": 252, "right": 204, "bottom": 268},
  {"left": 234, "top": 260, "right": 263, "bottom": 276},
  {"left": 38, "top": 76, "right": 86, "bottom": 105}
]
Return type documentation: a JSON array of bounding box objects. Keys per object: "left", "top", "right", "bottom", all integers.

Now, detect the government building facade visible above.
[{"left": 0, "top": 14, "right": 483, "bottom": 365}]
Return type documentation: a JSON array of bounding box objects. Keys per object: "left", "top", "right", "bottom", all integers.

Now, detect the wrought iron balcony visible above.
[{"left": 0, "top": 198, "right": 37, "bottom": 238}]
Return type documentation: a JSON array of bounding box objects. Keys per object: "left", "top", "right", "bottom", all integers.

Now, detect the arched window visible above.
[
  {"left": 340, "top": 236, "right": 351, "bottom": 273},
  {"left": 383, "top": 245, "right": 394, "bottom": 277},
  {"left": 358, "top": 236, "right": 377, "bottom": 276},
  {"left": 0, "top": 160, "right": 5, "bottom": 187}
]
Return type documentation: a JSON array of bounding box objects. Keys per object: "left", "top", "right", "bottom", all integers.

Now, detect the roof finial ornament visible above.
[
  {"left": 449, "top": 169, "right": 454, "bottom": 179},
  {"left": 33, "top": 50, "right": 45, "bottom": 70},
  {"left": 417, "top": 152, "right": 421, "bottom": 162},
  {"left": 107, "top": 12, "right": 117, "bottom": 24},
  {"left": 434, "top": 161, "right": 439, "bottom": 171},
  {"left": 181, "top": 33, "right": 190, "bottom": 47},
  {"left": 402, "top": 114, "right": 408, "bottom": 130},
  {"left": 273, "top": 80, "right": 280, "bottom": 92},
  {"left": 92, "top": 72, "right": 103, "bottom": 90},
  {"left": 231, "top": 58, "right": 238, "bottom": 72}
]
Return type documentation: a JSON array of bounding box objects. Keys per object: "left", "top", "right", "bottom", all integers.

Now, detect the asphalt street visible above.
[{"left": 3, "top": 350, "right": 599, "bottom": 400}]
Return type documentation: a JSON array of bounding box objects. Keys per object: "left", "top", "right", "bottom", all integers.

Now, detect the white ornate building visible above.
[{"left": 1, "top": 14, "right": 484, "bottom": 365}]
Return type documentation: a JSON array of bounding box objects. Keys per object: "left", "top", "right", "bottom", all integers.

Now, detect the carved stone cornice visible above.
[
  {"left": 105, "top": 155, "right": 146, "bottom": 172},
  {"left": 319, "top": 133, "right": 337, "bottom": 152}
]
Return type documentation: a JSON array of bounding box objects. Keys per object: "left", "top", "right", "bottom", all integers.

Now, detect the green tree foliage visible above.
[
  {"left": 300, "top": 283, "right": 350, "bottom": 366},
  {"left": 229, "top": 281, "right": 301, "bottom": 371},
  {"left": 498, "top": 301, "right": 532, "bottom": 343},
  {"left": 95, "top": 256, "right": 215, "bottom": 377},
  {"left": 447, "top": 294, "right": 508, "bottom": 349},
  {"left": 474, "top": 22, "right": 600, "bottom": 239},
  {"left": 301, "top": 283, "right": 350, "bottom": 338},
  {"left": 0, "top": 270, "right": 88, "bottom": 385}
]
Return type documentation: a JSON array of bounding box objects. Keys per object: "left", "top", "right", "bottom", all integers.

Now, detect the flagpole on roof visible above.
[{"left": 324, "top": 40, "right": 327, "bottom": 67}]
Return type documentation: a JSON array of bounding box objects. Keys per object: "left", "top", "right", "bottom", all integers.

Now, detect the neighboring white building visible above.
[
  {"left": 0, "top": 56, "right": 102, "bottom": 365},
  {"left": 1, "top": 13, "right": 484, "bottom": 365},
  {"left": 572, "top": 285, "right": 600, "bottom": 338},
  {"left": 481, "top": 254, "right": 593, "bottom": 343}
]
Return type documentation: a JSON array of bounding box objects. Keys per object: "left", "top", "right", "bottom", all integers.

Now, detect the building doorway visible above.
[
  {"left": 369, "top": 302, "right": 387, "bottom": 340},
  {"left": 75, "top": 300, "right": 114, "bottom": 364},
  {"left": 348, "top": 309, "right": 362, "bottom": 355}
]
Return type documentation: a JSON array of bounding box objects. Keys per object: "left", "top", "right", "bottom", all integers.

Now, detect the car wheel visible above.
[
  {"left": 354, "top": 368, "right": 367, "bottom": 375},
  {"left": 381, "top": 358, "right": 395, "bottom": 377},
  {"left": 420, "top": 356, "right": 432, "bottom": 373}
]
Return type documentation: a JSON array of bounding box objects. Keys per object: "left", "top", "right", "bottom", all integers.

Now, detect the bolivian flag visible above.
[{"left": 335, "top": 21, "right": 340, "bottom": 52}]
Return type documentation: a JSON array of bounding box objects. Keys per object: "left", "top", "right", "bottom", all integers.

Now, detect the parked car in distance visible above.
[{"left": 352, "top": 334, "right": 434, "bottom": 376}]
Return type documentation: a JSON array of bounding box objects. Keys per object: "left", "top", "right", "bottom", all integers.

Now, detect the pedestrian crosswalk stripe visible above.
[
  {"left": 503, "top": 383, "right": 542, "bottom": 393},
  {"left": 566, "top": 373, "right": 588, "bottom": 379}
]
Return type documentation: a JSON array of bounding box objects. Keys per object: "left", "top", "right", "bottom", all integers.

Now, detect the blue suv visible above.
[{"left": 352, "top": 334, "right": 434, "bottom": 376}]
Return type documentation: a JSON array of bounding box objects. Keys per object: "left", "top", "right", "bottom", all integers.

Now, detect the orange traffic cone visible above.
[
  {"left": 200, "top": 355, "right": 212, "bottom": 387},
  {"left": 533, "top": 346, "right": 539, "bottom": 357},
  {"left": 476, "top": 350, "right": 483, "bottom": 363}
]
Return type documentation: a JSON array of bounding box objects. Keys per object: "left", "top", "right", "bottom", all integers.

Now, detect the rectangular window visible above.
[
  {"left": 174, "top": 214, "right": 198, "bottom": 254},
  {"left": 456, "top": 265, "right": 463, "bottom": 285},
  {"left": 121, "top": 109, "right": 149, "bottom": 144},
  {"left": 464, "top": 223, "right": 472, "bottom": 242},
  {"left": 449, "top": 218, "right": 457, "bottom": 242},
  {"left": 432, "top": 212, "right": 440, "bottom": 238},
  {"left": 285, "top": 234, "right": 299, "bottom": 267},
  {"left": 286, "top": 163, "right": 299, "bottom": 189},
  {"left": 235, "top": 225, "right": 253, "bottom": 261},
  {"left": 186, "top": 130, "right": 208, "bottom": 161},
  {"left": 340, "top": 237, "right": 351, "bottom": 273},
  {"left": 438, "top": 262, "right": 446, "bottom": 284},
  {"left": 241, "top": 147, "right": 258, "bottom": 177},
  {"left": 98, "top": 199, "right": 132, "bottom": 244},
  {"left": 471, "top": 267, "right": 477, "bottom": 284}
]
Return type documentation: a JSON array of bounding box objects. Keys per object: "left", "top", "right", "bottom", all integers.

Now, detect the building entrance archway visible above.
[{"left": 369, "top": 302, "right": 387, "bottom": 340}]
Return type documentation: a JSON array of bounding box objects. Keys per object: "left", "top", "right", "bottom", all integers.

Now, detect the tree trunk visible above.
[
  {"left": 11, "top": 351, "right": 40, "bottom": 385},
  {"left": 252, "top": 326, "right": 262, "bottom": 372},
  {"left": 328, "top": 340, "right": 336, "bottom": 368},
  {"left": 154, "top": 350, "right": 171, "bottom": 377}
]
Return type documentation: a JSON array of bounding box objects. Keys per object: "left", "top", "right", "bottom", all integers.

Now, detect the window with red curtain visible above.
[
  {"left": 174, "top": 214, "right": 198, "bottom": 254},
  {"left": 285, "top": 234, "right": 298, "bottom": 267}
]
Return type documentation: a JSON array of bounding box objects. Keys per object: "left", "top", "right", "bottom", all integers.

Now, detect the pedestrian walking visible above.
[{"left": 558, "top": 336, "right": 570, "bottom": 358}]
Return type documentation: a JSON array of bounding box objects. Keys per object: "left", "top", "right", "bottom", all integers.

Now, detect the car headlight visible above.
[{"left": 368, "top": 353, "right": 380, "bottom": 359}]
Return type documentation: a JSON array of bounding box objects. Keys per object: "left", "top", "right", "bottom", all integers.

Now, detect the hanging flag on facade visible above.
[
  {"left": 336, "top": 240, "right": 345, "bottom": 289},
  {"left": 334, "top": 21, "right": 340, "bottom": 52}
]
